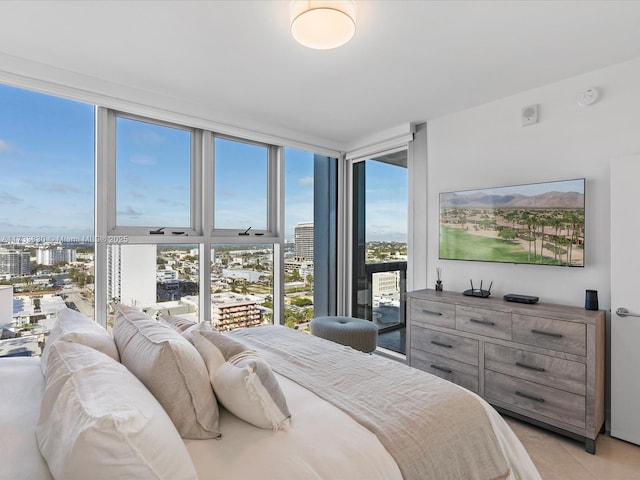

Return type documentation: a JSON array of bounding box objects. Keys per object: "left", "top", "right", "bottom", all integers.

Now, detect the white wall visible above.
[
  {"left": 426, "top": 57, "right": 640, "bottom": 311},
  {"left": 0, "top": 285, "right": 12, "bottom": 323}
]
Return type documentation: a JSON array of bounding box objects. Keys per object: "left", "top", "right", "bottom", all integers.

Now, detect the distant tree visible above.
[
  {"left": 292, "top": 297, "right": 313, "bottom": 307},
  {"left": 21, "top": 276, "right": 34, "bottom": 292},
  {"left": 263, "top": 296, "right": 273, "bottom": 309},
  {"left": 498, "top": 228, "right": 517, "bottom": 241}
]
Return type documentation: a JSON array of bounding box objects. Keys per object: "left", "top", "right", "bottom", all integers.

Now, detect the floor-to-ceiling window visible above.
[
  {"left": 0, "top": 84, "right": 94, "bottom": 357},
  {"left": 0, "top": 82, "right": 337, "bottom": 353},
  {"left": 96, "top": 108, "right": 334, "bottom": 331},
  {"left": 284, "top": 148, "right": 316, "bottom": 330}
]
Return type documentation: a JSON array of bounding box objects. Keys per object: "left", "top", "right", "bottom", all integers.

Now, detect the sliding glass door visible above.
[{"left": 351, "top": 150, "right": 407, "bottom": 353}]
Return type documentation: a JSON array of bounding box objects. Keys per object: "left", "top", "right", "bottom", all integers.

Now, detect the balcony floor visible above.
[{"left": 377, "top": 327, "right": 405, "bottom": 355}]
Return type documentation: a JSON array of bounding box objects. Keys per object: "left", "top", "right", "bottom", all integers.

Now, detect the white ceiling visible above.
[{"left": 1, "top": 0, "right": 640, "bottom": 150}]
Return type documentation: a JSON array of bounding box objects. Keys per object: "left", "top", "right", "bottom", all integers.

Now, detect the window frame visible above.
[
  {"left": 211, "top": 133, "right": 279, "bottom": 239},
  {"left": 97, "top": 108, "right": 286, "bottom": 327},
  {"left": 106, "top": 110, "right": 202, "bottom": 237}
]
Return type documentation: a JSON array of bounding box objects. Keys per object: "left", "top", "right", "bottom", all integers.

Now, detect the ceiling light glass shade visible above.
[{"left": 290, "top": 1, "right": 357, "bottom": 50}]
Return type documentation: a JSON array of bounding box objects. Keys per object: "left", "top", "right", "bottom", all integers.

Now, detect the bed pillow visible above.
[
  {"left": 113, "top": 305, "right": 220, "bottom": 439},
  {"left": 191, "top": 329, "right": 291, "bottom": 430},
  {"left": 40, "top": 307, "right": 119, "bottom": 375},
  {"left": 181, "top": 320, "right": 215, "bottom": 344},
  {"left": 37, "top": 341, "right": 197, "bottom": 480},
  {"left": 159, "top": 314, "right": 197, "bottom": 332}
]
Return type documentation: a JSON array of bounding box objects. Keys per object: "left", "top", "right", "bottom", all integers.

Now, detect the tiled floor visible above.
[{"left": 506, "top": 417, "right": 640, "bottom": 479}]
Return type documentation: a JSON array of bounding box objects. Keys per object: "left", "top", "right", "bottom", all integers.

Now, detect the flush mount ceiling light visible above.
[{"left": 290, "top": 0, "right": 357, "bottom": 50}]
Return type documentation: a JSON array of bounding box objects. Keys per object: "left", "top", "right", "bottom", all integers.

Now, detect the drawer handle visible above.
[
  {"left": 515, "top": 391, "right": 545, "bottom": 403},
  {"left": 430, "top": 364, "right": 452, "bottom": 374},
  {"left": 515, "top": 361, "right": 546, "bottom": 372},
  {"left": 422, "top": 309, "right": 443, "bottom": 316},
  {"left": 531, "top": 329, "right": 563, "bottom": 338},
  {"left": 431, "top": 340, "right": 453, "bottom": 349},
  {"left": 470, "top": 318, "right": 495, "bottom": 326}
]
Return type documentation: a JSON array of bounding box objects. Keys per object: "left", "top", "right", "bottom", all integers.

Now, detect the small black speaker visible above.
[{"left": 585, "top": 290, "right": 599, "bottom": 311}]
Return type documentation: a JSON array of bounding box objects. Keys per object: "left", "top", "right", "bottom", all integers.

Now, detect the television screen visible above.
[{"left": 439, "top": 178, "right": 585, "bottom": 266}]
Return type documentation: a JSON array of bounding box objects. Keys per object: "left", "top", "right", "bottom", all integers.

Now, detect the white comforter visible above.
[
  {"left": 185, "top": 373, "right": 402, "bottom": 479},
  {"left": 1, "top": 356, "right": 540, "bottom": 480},
  {"left": 186, "top": 371, "right": 541, "bottom": 480}
]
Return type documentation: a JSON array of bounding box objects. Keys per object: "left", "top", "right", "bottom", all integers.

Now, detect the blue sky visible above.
[
  {"left": 0, "top": 84, "right": 95, "bottom": 239},
  {"left": 0, "top": 83, "right": 408, "bottom": 242}
]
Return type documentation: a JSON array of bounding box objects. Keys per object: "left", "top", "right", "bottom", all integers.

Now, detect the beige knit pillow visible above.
[
  {"left": 113, "top": 305, "right": 220, "bottom": 439},
  {"left": 159, "top": 314, "right": 197, "bottom": 333}
]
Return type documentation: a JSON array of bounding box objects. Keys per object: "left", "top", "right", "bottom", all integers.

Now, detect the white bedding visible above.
[
  {"left": 0, "top": 358, "right": 53, "bottom": 480},
  {"left": 184, "top": 373, "right": 403, "bottom": 480},
  {"left": 186, "top": 372, "right": 541, "bottom": 480},
  {"left": 1, "top": 355, "right": 540, "bottom": 480}
]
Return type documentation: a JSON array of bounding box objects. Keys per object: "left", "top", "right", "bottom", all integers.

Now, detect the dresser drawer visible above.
[
  {"left": 485, "top": 343, "right": 586, "bottom": 395},
  {"left": 512, "top": 314, "right": 586, "bottom": 355},
  {"left": 411, "top": 349, "right": 479, "bottom": 393},
  {"left": 410, "top": 298, "right": 456, "bottom": 329},
  {"left": 411, "top": 326, "right": 479, "bottom": 366},
  {"left": 456, "top": 305, "right": 511, "bottom": 340},
  {"left": 485, "top": 370, "right": 585, "bottom": 429}
]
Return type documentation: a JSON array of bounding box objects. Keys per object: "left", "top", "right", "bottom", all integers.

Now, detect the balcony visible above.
[{"left": 354, "top": 261, "right": 407, "bottom": 355}]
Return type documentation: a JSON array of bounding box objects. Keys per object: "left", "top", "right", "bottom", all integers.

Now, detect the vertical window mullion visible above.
[
  {"left": 192, "top": 129, "right": 203, "bottom": 235},
  {"left": 273, "top": 146, "right": 285, "bottom": 325},
  {"left": 94, "top": 107, "right": 112, "bottom": 327},
  {"left": 200, "top": 131, "right": 214, "bottom": 324}
]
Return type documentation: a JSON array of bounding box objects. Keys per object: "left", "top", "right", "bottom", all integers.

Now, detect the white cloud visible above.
[
  {"left": 0, "top": 193, "right": 22, "bottom": 204},
  {"left": 298, "top": 176, "right": 313, "bottom": 186},
  {"left": 44, "top": 183, "right": 82, "bottom": 194},
  {"left": 132, "top": 129, "right": 166, "bottom": 146},
  {"left": 130, "top": 154, "right": 157, "bottom": 166},
  {"left": 118, "top": 206, "right": 143, "bottom": 217},
  {"left": 0, "top": 139, "right": 15, "bottom": 154}
]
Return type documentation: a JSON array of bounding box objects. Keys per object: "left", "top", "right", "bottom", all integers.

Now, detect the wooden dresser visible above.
[{"left": 406, "top": 289, "right": 605, "bottom": 453}]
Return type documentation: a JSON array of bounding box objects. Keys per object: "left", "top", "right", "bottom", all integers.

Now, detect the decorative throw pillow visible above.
[
  {"left": 113, "top": 305, "right": 220, "bottom": 439},
  {"left": 181, "top": 320, "right": 215, "bottom": 344},
  {"left": 37, "top": 341, "right": 197, "bottom": 480},
  {"left": 191, "top": 329, "right": 291, "bottom": 430},
  {"left": 159, "top": 314, "right": 197, "bottom": 333},
  {"left": 40, "top": 307, "right": 119, "bottom": 375}
]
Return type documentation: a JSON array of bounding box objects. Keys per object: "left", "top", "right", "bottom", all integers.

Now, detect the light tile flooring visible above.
[{"left": 505, "top": 418, "right": 640, "bottom": 479}]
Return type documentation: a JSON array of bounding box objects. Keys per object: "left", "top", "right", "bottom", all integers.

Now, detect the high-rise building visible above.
[
  {"left": 372, "top": 271, "right": 400, "bottom": 296},
  {"left": 0, "top": 250, "right": 30, "bottom": 276},
  {"left": 36, "top": 247, "right": 77, "bottom": 265},
  {"left": 108, "top": 245, "right": 156, "bottom": 306},
  {"left": 211, "top": 292, "right": 263, "bottom": 331},
  {"left": 294, "top": 222, "right": 314, "bottom": 261}
]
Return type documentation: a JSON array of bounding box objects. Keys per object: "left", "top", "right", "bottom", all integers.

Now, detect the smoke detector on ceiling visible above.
[
  {"left": 577, "top": 88, "right": 600, "bottom": 106},
  {"left": 521, "top": 104, "right": 538, "bottom": 126}
]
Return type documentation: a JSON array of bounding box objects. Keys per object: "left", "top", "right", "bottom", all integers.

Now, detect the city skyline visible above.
[{"left": 0, "top": 83, "right": 408, "bottom": 242}]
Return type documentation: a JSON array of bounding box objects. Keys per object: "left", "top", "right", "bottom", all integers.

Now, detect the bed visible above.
[{"left": 0, "top": 309, "right": 541, "bottom": 480}]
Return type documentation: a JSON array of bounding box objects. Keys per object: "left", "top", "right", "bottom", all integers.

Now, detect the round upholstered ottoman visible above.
[{"left": 310, "top": 316, "right": 378, "bottom": 353}]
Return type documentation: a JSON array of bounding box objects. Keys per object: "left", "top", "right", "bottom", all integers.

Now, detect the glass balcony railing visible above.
[{"left": 354, "top": 261, "right": 407, "bottom": 333}]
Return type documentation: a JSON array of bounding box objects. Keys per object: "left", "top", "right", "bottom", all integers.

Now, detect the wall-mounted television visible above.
[{"left": 439, "top": 178, "right": 585, "bottom": 267}]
